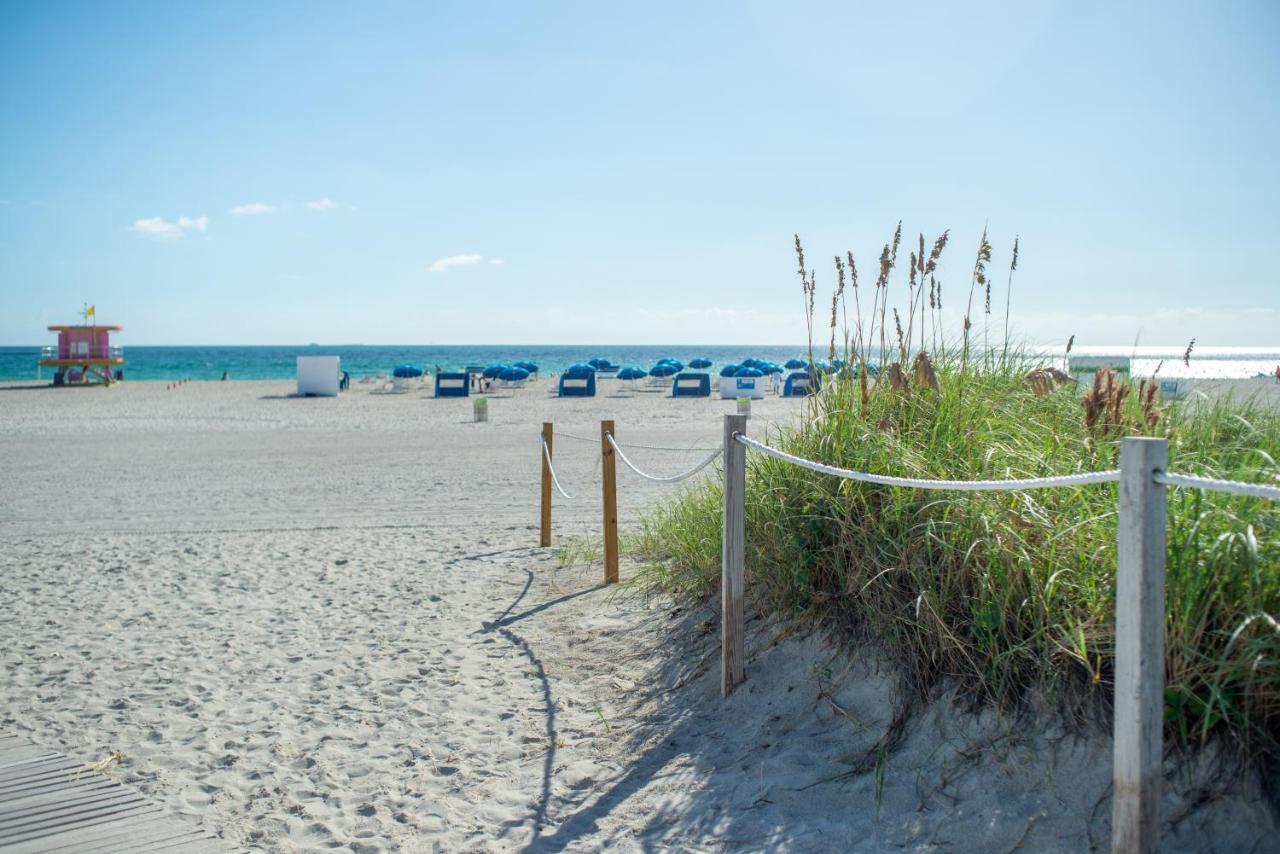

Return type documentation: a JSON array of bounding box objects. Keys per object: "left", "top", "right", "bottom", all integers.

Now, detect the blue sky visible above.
[{"left": 1, "top": 1, "right": 1277, "bottom": 346}]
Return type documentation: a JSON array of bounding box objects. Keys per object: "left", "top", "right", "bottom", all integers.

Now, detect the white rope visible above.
[
  {"left": 1154, "top": 471, "right": 1280, "bottom": 501},
  {"left": 555, "top": 431, "right": 599, "bottom": 444},
  {"left": 735, "top": 434, "right": 1120, "bottom": 491},
  {"left": 542, "top": 441, "right": 574, "bottom": 499},
  {"left": 613, "top": 439, "right": 720, "bottom": 453},
  {"left": 606, "top": 434, "right": 723, "bottom": 484}
]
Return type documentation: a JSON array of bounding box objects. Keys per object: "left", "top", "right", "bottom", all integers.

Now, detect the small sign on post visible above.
[{"left": 473, "top": 398, "right": 488, "bottom": 422}]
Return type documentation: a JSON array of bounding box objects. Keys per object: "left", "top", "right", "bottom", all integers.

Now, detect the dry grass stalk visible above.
[
  {"left": 1184, "top": 337, "right": 1196, "bottom": 367},
  {"left": 1024, "top": 367, "right": 1073, "bottom": 398},
  {"left": 912, "top": 352, "right": 940, "bottom": 392},
  {"left": 884, "top": 362, "right": 909, "bottom": 392}
]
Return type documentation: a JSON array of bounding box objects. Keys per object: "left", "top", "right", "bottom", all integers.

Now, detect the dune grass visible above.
[{"left": 634, "top": 227, "right": 1280, "bottom": 763}]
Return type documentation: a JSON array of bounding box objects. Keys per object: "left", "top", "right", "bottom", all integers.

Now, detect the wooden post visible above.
[
  {"left": 1111, "top": 436, "right": 1168, "bottom": 854},
  {"left": 722, "top": 414, "right": 747, "bottom": 697},
  {"left": 601, "top": 420, "right": 619, "bottom": 584},
  {"left": 540, "top": 422, "right": 554, "bottom": 547}
]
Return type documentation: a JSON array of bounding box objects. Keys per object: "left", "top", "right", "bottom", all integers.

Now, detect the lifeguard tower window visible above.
[{"left": 72, "top": 341, "right": 89, "bottom": 356}]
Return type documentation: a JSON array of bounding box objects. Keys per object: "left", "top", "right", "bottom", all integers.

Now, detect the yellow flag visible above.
[{"left": 86, "top": 305, "right": 95, "bottom": 317}]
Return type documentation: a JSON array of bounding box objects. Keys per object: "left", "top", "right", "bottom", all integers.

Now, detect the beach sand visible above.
[{"left": 1, "top": 378, "right": 1276, "bottom": 851}]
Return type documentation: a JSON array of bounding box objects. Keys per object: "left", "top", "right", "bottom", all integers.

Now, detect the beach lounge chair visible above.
[
  {"left": 434, "top": 372, "right": 469, "bottom": 397},
  {"left": 783, "top": 371, "right": 818, "bottom": 396},
  {"left": 559, "top": 372, "right": 596, "bottom": 397},
  {"left": 672, "top": 372, "right": 711, "bottom": 397}
]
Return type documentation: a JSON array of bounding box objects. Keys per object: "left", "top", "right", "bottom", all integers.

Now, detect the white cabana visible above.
[{"left": 297, "top": 355, "right": 342, "bottom": 396}]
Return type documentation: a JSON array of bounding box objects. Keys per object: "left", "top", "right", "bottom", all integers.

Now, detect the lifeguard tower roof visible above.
[{"left": 47, "top": 324, "right": 124, "bottom": 332}]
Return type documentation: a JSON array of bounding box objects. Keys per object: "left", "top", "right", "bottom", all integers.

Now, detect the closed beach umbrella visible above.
[
  {"left": 393, "top": 364, "right": 424, "bottom": 378},
  {"left": 784, "top": 358, "right": 807, "bottom": 370},
  {"left": 734, "top": 366, "right": 764, "bottom": 378},
  {"left": 617, "top": 366, "right": 647, "bottom": 381},
  {"left": 719, "top": 363, "right": 741, "bottom": 377},
  {"left": 498, "top": 366, "right": 530, "bottom": 382},
  {"left": 688, "top": 357, "right": 712, "bottom": 369},
  {"left": 649, "top": 363, "right": 678, "bottom": 377},
  {"left": 482, "top": 363, "right": 509, "bottom": 379}
]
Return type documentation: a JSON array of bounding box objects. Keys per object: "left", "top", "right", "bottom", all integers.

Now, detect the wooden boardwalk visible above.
[{"left": 0, "top": 732, "right": 235, "bottom": 853}]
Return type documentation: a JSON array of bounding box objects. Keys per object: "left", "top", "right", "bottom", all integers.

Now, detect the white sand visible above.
[{"left": 1, "top": 378, "right": 1275, "bottom": 851}]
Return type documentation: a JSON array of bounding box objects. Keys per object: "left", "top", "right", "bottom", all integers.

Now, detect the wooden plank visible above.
[
  {"left": 540, "top": 422, "right": 553, "bottom": 547},
  {"left": 0, "top": 733, "right": 236, "bottom": 852},
  {"left": 722, "top": 414, "right": 747, "bottom": 697},
  {"left": 1111, "top": 437, "right": 1168, "bottom": 854},
  {"left": 601, "top": 419, "right": 619, "bottom": 584}
]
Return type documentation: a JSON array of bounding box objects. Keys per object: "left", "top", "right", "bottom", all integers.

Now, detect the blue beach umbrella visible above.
[
  {"left": 740, "top": 358, "right": 760, "bottom": 368},
  {"left": 617, "top": 366, "right": 647, "bottom": 381},
  {"left": 565, "top": 362, "right": 597, "bottom": 376},
  {"left": 498, "top": 367, "right": 530, "bottom": 382},
  {"left": 688, "top": 357, "right": 712, "bottom": 369},
  {"left": 784, "top": 358, "right": 807, "bottom": 370},
  {"left": 649, "top": 363, "right": 679, "bottom": 378},
  {"left": 587, "top": 357, "right": 614, "bottom": 370},
  {"left": 734, "top": 366, "right": 764, "bottom": 378},
  {"left": 657, "top": 359, "right": 684, "bottom": 372},
  {"left": 759, "top": 362, "right": 784, "bottom": 374},
  {"left": 719, "top": 364, "right": 741, "bottom": 377},
  {"left": 393, "top": 364, "right": 424, "bottom": 378},
  {"left": 482, "top": 363, "right": 509, "bottom": 379},
  {"left": 513, "top": 360, "right": 538, "bottom": 372}
]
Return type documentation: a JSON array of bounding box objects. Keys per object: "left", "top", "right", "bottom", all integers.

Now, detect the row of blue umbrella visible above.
[{"left": 395, "top": 356, "right": 865, "bottom": 383}]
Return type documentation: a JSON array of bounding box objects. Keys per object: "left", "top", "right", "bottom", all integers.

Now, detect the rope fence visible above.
[
  {"left": 735, "top": 434, "right": 1120, "bottom": 491},
  {"left": 534, "top": 413, "right": 1279, "bottom": 854},
  {"left": 607, "top": 434, "right": 722, "bottom": 484},
  {"left": 541, "top": 441, "right": 574, "bottom": 500}
]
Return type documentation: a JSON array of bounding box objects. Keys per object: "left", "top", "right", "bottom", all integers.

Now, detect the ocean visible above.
[{"left": 1, "top": 344, "right": 1277, "bottom": 382}]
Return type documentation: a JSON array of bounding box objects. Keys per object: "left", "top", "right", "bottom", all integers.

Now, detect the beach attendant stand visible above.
[
  {"left": 719, "top": 370, "right": 766, "bottom": 400},
  {"left": 38, "top": 306, "right": 125, "bottom": 386},
  {"left": 671, "top": 372, "right": 711, "bottom": 397},
  {"left": 296, "top": 355, "right": 343, "bottom": 396},
  {"left": 435, "top": 372, "right": 470, "bottom": 397}
]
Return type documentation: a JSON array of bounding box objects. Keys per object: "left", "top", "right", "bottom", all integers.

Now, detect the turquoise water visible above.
[
  {"left": 3, "top": 344, "right": 1276, "bottom": 382},
  {"left": 0, "top": 345, "right": 814, "bottom": 382}
]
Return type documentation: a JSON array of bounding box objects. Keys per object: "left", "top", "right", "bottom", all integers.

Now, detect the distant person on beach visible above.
[
  {"left": 1274, "top": 365, "right": 1280, "bottom": 383},
  {"left": 221, "top": 371, "right": 229, "bottom": 381}
]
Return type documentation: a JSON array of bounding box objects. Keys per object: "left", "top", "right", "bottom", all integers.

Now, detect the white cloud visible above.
[
  {"left": 130, "top": 215, "right": 207, "bottom": 239},
  {"left": 489, "top": 258, "right": 505, "bottom": 265},
  {"left": 306, "top": 198, "right": 338, "bottom": 211},
  {"left": 428, "top": 253, "right": 490, "bottom": 273},
  {"left": 229, "top": 202, "right": 275, "bottom": 216}
]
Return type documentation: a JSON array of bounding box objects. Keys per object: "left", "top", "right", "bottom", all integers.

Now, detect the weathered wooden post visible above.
[
  {"left": 1112, "top": 436, "right": 1168, "bottom": 854},
  {"left": 601, "top": 420, "right": 619, "bottom": 584},
  {"left": 722, "top": 413, "right": 747, "bottom": 697},
  {"left": 540, "top": 422, "right": 554, "bottom": 547}
]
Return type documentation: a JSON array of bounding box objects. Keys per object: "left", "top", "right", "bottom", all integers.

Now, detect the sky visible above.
[{"left": 1, "top": 1, "right": 1277, "bottom": 346}]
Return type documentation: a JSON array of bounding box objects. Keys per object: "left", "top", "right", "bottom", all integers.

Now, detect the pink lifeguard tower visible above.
[{"left": 38, "top": 306, "right": 125, "bottom": 386}]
